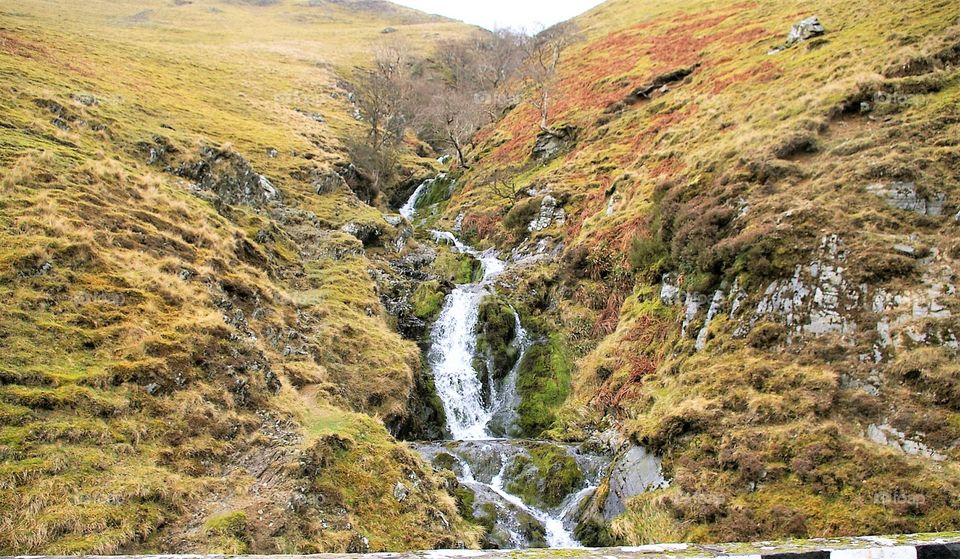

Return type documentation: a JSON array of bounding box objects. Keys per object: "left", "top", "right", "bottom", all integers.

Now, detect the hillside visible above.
[
  {"left": 0, "top": 0, "right": 479, "bottom": 554},
  {"left": 3, "top": 0, "right": 960, "bottom": 553},
  {"left": 426, "top": 0, "right": 960, "bottom": 545}
]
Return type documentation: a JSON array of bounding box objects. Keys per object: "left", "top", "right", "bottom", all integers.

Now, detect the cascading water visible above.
[
  {"left": 401, "top": 175, "right": 609, "bottom": 549},
  {"left": 399, "top": 174, "right": 444, "bottom": 221},
  {"left": 427, "top": 230, "right": 507, "bottom": 439}
]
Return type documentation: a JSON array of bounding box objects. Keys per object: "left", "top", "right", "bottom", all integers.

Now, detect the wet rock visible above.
[
  {"left": 602, "top": 446, "right": 669, "bottom": 519},
  {"left": 867, "top": 181, "right": 946, "bottom": 216}
]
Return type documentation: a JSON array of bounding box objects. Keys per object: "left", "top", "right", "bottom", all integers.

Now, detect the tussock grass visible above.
[
  {"left": 0, "top": 0, "right": 479, "bottom": 552},
  {"left": 437, "top": 0, "right": 960, "bottom": 545}
]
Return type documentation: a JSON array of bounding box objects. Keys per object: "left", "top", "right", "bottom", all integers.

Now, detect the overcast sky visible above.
[{"left": 391, "top": 0, "right": 605, "bottom": 31}]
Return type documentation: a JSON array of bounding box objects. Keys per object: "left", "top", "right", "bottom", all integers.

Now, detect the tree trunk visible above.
[{"left": 450, "top": 133, "right": 469, "bottom": 169}]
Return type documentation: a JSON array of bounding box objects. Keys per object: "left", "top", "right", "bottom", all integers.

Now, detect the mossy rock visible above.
[
  {"left": 433, "top": 248, "right": 482, "bottom": 285},
  {"left": 476, "top": 296, "right": 519, "bottom": 383},
  {"left": 505, "top": 443, "right": 584, "bottom": 510},
  {"left": 411, "top": 280, "right": 445, "bottom": 321},
  {"left": 515, "top": 333, "right": 572, "bottom": 437}
]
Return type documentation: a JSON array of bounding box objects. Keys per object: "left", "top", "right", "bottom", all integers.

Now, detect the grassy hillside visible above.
[
  {"left": 0, "top": 0, "right": 480, "bottom": 553},
  {"left": 437, "top": 0, "right": 960, "bottom": 544}
]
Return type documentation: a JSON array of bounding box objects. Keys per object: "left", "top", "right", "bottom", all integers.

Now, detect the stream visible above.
[{"left": 400, "top": 178, "right": 610, "bottom": 549}]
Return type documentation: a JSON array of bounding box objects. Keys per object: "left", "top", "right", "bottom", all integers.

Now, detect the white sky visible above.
[{"left": 391, "top": 0, "right": 605, "bottom": 31}]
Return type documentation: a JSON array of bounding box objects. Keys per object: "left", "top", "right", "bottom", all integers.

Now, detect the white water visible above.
[
  {"left": 490, "top": 463, "right": 580, "bottom": 548},
  {"left": 403, "top": 181, "right": 590, "bottom": 548},
  {"left": 426, "top": 230, "right": 507, "bottom": 440},
  {"left": 399, "top": 174, "right": 446, "bottom": 221}
]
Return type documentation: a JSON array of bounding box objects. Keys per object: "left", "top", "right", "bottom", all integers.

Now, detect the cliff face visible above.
[
  {"left": 0, "top": 0, "right": 479, "bottom": 554},
  {"left": 431, "top": 0, "right": 960, "bottom": 544}
]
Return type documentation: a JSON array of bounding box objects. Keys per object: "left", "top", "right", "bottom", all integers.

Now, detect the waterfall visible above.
[
  {"left": 399, "top": 174, "right": 445, "bottom": 221},
  {"left": 426, "top": 230, "right": 507, "bottom": 439},
  {"left": 428, "top": 281, "right": 495, "bottom": 439},
  {"left": 399, "top": 176, "right": 608, "bottom": 549}
]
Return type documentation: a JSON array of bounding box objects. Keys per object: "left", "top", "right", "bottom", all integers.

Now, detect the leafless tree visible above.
[
  {"left": 417, "top": 29, "right": 528, "bottom": 168},
  {"left": 485, "top": 168, "right": 524, "bottom": 202},
  {"left": 525, "top": 22, "right": 580, "bottom": 137},
  {"left": 351, "top": 41, "right": 414, "bottom": 152}
]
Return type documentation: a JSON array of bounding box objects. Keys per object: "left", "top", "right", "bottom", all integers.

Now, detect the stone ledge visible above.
[{"left": 7, "top": 533, "right": 960, "bottom": 559}]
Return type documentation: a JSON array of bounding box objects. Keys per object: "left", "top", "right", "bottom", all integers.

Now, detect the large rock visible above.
[
  {"left": 866, "top": 181, "right": 946, "bottom": 216},
  {"left": 174, "top": 145, "right": 281, "bottom": 207},
  {"left": 601, "top": 446, "right": 669, "bottom": 519},
  {"left": 787, "top": 16, "right": 825, "bottom": 45},
  {"left": 531, "top": 126, "right": 576, "bottom": 162},
  {"left": 528, "top": 195, "right": 566, "bottom": 232}
]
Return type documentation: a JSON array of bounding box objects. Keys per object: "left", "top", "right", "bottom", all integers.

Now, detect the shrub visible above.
[
  {"left": 628, "top": 235, "right": 670, "bottom": 281},
  {"left": 503, "top": 196, "right": 543, "bottom": 234}
]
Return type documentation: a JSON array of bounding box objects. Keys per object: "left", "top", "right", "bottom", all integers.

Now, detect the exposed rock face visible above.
[
  {"left": 532, "top": 126, "right": 576, "bottom": 162},
  {"left": 867, "top": 423, "right": 947, "bottom": 461},
  {"left": 600, "top": 446, "right": 668, "bottom": 519},
  {"left": 340, "top": 221, "right": 384, "bottom": 246},
  {"left": 661, "top": 234, "right": 957, "bottom": 358},
  {"left": 528, "top": 195, "right": 566, "bottom": 232},
  {"left": 787, "top": 16, "right": 826, "bottom": 45},
  {"left": 174, "top": 145, "right": 281, "bottom": 207},
  {"left": 867, "top": 181, "right": 947, "bottom": 216}
]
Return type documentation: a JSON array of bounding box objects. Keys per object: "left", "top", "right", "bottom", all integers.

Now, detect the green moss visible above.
[
  {"left": 505, "top": 443, "right": 584, "bottom": 509},
  {"left": 205, "top": 511, "right": 248, "bottom": 537},
  {"left": 416, "top": 174, "right": 457, "bottom": 209},
  {"left": 433, "top": 248, "right": 481, "bottom": 285},
  {"left": 454, "top": 484, "right": 477, "bottom": 522},
  {"left": 475, "top": 297, "right": 519, "bottom": 382},
  {"left": 204, "top": 511, "right": 250, "bottom": 554},
  {"left": 411, "top": 280, "right": 445, "bottom": 321},
  {"left": 515, "top": 333, "right": 573, "bottom": 437}
]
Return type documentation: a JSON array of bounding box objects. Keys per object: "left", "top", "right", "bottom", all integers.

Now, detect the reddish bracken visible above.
[{"left": 710, "top": 60, "right": 781, "bottom": 94}]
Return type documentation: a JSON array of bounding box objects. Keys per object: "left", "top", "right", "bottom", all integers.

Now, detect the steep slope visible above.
[
  {"left": 0, "top": 0, "right": 479, "bottom": 554},
  {"left": 431, "top": 0, "right": 960, "bottom": 544}
]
